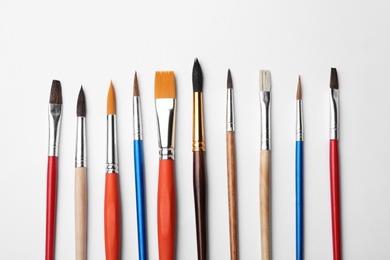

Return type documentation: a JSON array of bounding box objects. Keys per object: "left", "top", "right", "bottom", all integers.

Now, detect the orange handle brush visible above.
[
  {"left": 157, "top": 159, "right": 176, "bottom": 260},
  {"left": 104, "top": 173, "right": 121, "bottom": 260}
]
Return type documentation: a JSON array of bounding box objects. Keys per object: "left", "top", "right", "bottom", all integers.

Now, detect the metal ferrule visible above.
[
  {"left": 133, "top": 96, "right": 143, "bottom": 141},
  {"left": 193, "top": 92, "right": 206, "bottom": 152},
  {"left": 48, "top": 104, "right": 62, "bottom": 156},
  {"left": 75, "top": 117, "right": 87, "bottom": 167},
  {"left": 329, "top": 89, "right": 339, "bottom": 140},
  {"left": 296, "top": 100, "right": 304, "bottom": 141},
  {"left": 260, "top": 91, "right": 271, "bottom": 150},
  {"left": 226, "top": 88, "right": 235, "bottom": 132},
  {"left": 106, "top": 114, "right": 119, "bottom": 173},
  {"left": 155, "top": 98, "right": 176, "bottom": 160}
]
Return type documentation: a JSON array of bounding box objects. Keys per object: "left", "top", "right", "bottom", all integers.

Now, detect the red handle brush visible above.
[
  {"left": 329, "top": 68, "right": 341, "bottom": 260},
  {"left": 46, "top": 80, "right": 62, "bottom": 260},
  {"left": 158, "top": 160, "right": 176, "bottom": 260}
]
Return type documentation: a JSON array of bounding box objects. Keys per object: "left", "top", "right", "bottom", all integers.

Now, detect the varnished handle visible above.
[
  {"left": 75, "top": 167, "right": 87, "bottom": 260},
  {"left": 46, "top": 156, "right": 58, "bottom": 260},
  {"left": 330, "top": 140, "right": 341, "bottom": 260},
  {"left": 193, "top": 151, "right": 207, "bottom": 260},
  {"left": 158, "top": 159, "right": 176, "bottom": 260},
  {"left": 226, "top": 132, "right": 238, "bottom": 260},
  {"left": 104, "top": 173, "right": 121, "bottom": 260},
  {"left": 260, "top": 150, "right": 271, "bottom": 260}
]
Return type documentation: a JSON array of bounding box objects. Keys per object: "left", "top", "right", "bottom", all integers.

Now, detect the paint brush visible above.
[
  {"left": 295, "top": 77, "right": 304, "bottom": 260},
  {"left": 105, "top": 82, "right": 121, "bottom": 260},
  {"left": 75, "top": 86, "right": 87, "bottom": 260},
  {"left": 154, "top": 71, "right": 177, "bottom": 260},
  {"left": 259, "top": 70, "right": 271, "bottom": 260},
  {"left": 133, "top": 72, "right": 148, "bottom": 260},
  {"left": 226, "top": 69, "right": 238, "bottom": 260},
  {"left": 192, "top": 59, "right": 207, "bottom": 260},
  {"left": 46, "top": 80, "right": 63, "bottom": 260},
  {"left": 329, "top": 68, "right": 341, "bottom": 260}
]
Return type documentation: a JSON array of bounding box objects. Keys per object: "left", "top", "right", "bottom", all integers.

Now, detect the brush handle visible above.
[
  {"left": 104, "top": 173, "right": 121, "bottom": 260},
  {"left": 296, "top": 141, "right": 303, "bottom": 260},
  {"left": 158, "top": 159, "right": 176, "bottom": 260},
  {"left": 134, "top": 140, "right": 147, "bottom": 260},
  {"left": 330, "top": 140, "right": 341, "bottom": 260},
  {"left": 226, "top": 132, "right": 238, "bottom": 260},
  {"left": 75, "top": 167, "right": 87, "bottom": 260},
  {"left": 260, "top": 150, "right": 271, "bottom": 260},
  {"left": 193, "top": 151, "right": 207, "bottom": 260},
  {"left": 46, "top": 156, "right": 58, "bottom": 260}
]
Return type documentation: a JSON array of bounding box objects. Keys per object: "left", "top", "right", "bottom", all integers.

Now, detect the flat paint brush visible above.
[
  {"left": 192, "top": 59, "right": 207, "bottom": 260},
  {"left": 329, "top": 68, "right": 341, "bottom": 260},
  {"left": 295, "top": 77, "right": 304, "bottom": 260},
  {"left": 75, "top": 87, "right": 87, "bottom": 260},
  {"left": 46, "top": 80, "right": 63, "bottom": 260},
  {"left": 226, "top": 69, "right": 238, "bottom": 260},
  {"left": 154, "top": 71, "right": 177, "bottom": 260},
  {"left": 133, "top": 72, "right": 148, "bottom": 260},
  {"left": 259, "top": 70, "right": 271, "bottom": 260},
  {"left": 105, "top": 82, "right": 121, "bottom": 260}
]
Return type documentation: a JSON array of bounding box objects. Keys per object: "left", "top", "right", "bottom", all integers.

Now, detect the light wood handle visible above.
[
  {"left": 227, "top": 132, "right": 238, "bottom": 260},
  {"left": 75, "top": 167, "right": 87, "bottom": 260},
  {"left": 260, "top": 150, "right": 271, "bottom": 260}
]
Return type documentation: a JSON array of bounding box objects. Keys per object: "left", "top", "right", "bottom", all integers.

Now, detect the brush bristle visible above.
[
  {"left": 77, "top": 86, "right": 86, "bottom": 117},
  {"left": 107, "top": 81, "right": 116, "bottom": 114},
  {"left": 154, "top": 71, "right": 176, "bottom": 98},
  {"left": 49, "top": 80, "right": 62, "bottom": 104},
  {"left": 330, "top": 68, "right": 339, "bottom": 89},
  {"left": 259, "top": 70, "right": 271, "bottom": 92},
  {"left": 227, "top": 69, "right": 233, "bottom": 89},
  {"left": 192, "top": 58, "right": 203, "bottom": 92},
  {"left": 133, "top": 71, "right": 139, "bottom": 97},
  {"left": 296, "top": 76, "right": 302, "bottom": 100}
]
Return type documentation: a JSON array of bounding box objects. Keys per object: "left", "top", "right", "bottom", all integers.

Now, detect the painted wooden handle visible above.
[
  {"left": 330, "top": 140, "right": 341, "bottom": 260},
  {"left": 260, "top": 150, "right": 271, "bottom": 260},
  {"left": 226, "top": 132, "right": 238, "bottom": 260},
  {"left": 104, "top": 173, "right": 121, "bottom": 260},
  {"left": 158, "top": 159, "right": 176, "bottom": 260},
  {"left": 193, "top": 151, "right": 207, "bottom": 260},
  {"left": 46, "top": 156, "right": 58, "bottom": 260},
  {"left": 75, "top": 167, "right": 87, "bottom": 260}
]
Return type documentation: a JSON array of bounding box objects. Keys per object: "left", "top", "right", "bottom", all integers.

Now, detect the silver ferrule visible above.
[
  {"left": 260, "top": 91, "right": 271, "bottom": 150},
  {"left": 133, "top": 96, "right": 143, "bottom": 140},
  {"left": 106, "top": 114, "right": 119, "bottom": 173},
  {"left": 226, "top": 88, "right": 235, "bottom": 132},
  {"left": 155, "top": 98, "right": 176, "bottom": 160},
  {"left": 296, "top": 100, "right": 304, "bottom": 141},
  {"left": 75, "top": 117, "right": 87, "bottom": 167},
  {"left": 329, "top": 89, "right": 339, "bottom": 140},
  {"left": 48, "top": 104, "right": 63, "bottom": 156}
]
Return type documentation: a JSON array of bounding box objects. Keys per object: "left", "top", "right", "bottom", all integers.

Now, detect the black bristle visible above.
[
  {"left": 49, "top": 80, "right": 63, "bottom": 104},
  {"left": 227, "top": 69, "right": 233, "bottom": 89},
  {"left": 330, "top": 68, "right": 339, "bottom": 89},
  {"left": 192, "top": 58, "right": 203, "bottom": 92},
  {"left": 77, "top": 86, "right": 86, "bottom": 117}
]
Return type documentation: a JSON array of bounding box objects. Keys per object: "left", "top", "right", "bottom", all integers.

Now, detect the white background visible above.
[{"left": 1, "top": 0, "right": 390, "bottom": 259}]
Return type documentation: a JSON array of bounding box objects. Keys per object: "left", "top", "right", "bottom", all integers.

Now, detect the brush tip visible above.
[
  {"left": 330, "top": 68, "right": 339, "bottom": 89},
  {"left": 133, "top": 71, "right": 139, "bottom": 97},
  {"left": 296, "top": 75, "right": 302, "bottom": 100},
  {"left": 227, "top": 69, "right": 233, "bottom": 89},
  {"left": 192, "top": 58, "right": 203, "bottom": 92},
  {"left": 107, "top": 81, "right": 116, "bottom": 114},
  {"left": 77, "top": 86, "right": 86, "bottom": 117},
  {"left": 49, "top": 80, "right": 63, "bottom": 104},
  {"left": 154, "top": 71, "right": 176, "bottom": 98},
  {"left": 259, "top": 70, "right": 271, "bottom": 92}
]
